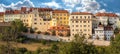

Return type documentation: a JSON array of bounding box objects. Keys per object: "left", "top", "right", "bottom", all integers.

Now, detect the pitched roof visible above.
[
  {"left": 71, "top": 12, "right": 92, "bottom": 15},
  {"left": 52, "top": 9, "right": 69, "bottom": 13},
  {"left": 104, "top": 26, "right": 113, "bottom": 31},
  {"left": 0, "top": 12, "right": 4, "bottom": 16},
  {"left": 5, "top": 10, "right": 21, "bottom": 14},
  {"left": 96, "top": 13, "right": 118, "bottom": 17}
]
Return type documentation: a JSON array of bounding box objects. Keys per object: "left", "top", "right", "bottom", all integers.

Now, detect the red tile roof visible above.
[
  {"left": 0, "top": 12, "right": 4, "bottom": 16},
  {"left": 96, "top": 13, "right": 118, "bottom": 17},
  {"left": 104, "top": 26, "right": 113, "bottom": 31},
  {"left": 5, "top": 10, "right": 21, "bottom": 14},
  {"left": 52, "top": 9, "right": 69, "bottom": 13},
  {"left": 71, "top": 12, "right": 92, "bottom": 15}
]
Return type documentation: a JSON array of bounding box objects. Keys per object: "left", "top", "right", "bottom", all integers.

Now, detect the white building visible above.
[
  {"left": 69, "top": 12, "right": 93, "bottom": 39},
  {"left": 4, "top": 10, "right": 21, "bottom": 22},
  {"left": 104, "top": 26, "right": 114, "bottom": 41},
  {"left": 94, "top": 25, "right": 104, "bottom": 40},
  {"left": 94, "top": 24, "right": 114, "bottom": 41},
  {"left": 95, "top": 13, "right": 119, "bottom": 30}
]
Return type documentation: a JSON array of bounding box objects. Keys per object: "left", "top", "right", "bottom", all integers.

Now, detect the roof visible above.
[
  {"left": 48, "top": 26, "right": 70, "bottom": 31},
  {"left": 0, "top": 12, "right": 4, "bottom": 16},
  {"left": 38, "top": 8, "right": 53, "bottom": 11},
  {"left": 104, "top": 26, "right": 113, "bottom": 31},
  {"left": 0, "top": 22, "right": 11, "bottom": 26},
  {"left": 96, "top": 13, "right": 118, "bottom": 17},
  {"left": 52, "top": 9, "right": 69, "bottom": 13},
  {"left": 71, "top": 12, "right": 93, "bottom": 15},
  {"left": 5, "top": 10, "right": 21, "bottom": 14}
]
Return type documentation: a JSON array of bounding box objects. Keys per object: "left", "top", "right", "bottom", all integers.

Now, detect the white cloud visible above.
[
  {"left": 0, "top": 0, "right": 34, "bottom": 12},
  {"left": 62, "top": 0, "right": 106, "bottom": 13},
  {"left": 41, "top": 1, "right": 62, "bottom": 9}
]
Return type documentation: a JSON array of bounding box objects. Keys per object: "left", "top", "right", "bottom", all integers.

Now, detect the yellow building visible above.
[
  {"left": 20, "top": 13, "right": 33, "bottom": 27},
  {"left": 0, "top": 12, "right": 4, "bottom": 22},
  {"left": 52, "top": 10, "right": 69, "bottom": 26},
  {"left": 20, "top": 7, "right": 33, "bottom": 27}
]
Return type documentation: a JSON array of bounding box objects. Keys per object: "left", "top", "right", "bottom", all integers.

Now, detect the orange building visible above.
[
  {"left": 47, "top": 26, "right": 70, "bottom": 36},
  {"left": 52, "top": 10, "right": 69, "bottom": 26}
]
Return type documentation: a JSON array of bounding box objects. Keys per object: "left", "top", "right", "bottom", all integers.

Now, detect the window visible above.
[
  {"left": 88, "top": 25, "right": 90, "bottom": 27},
  {"left": 88, "top": 21, "right": 90, "bottom": 23},
  {"left": 44, "top": 23, "right": 46, "bottom": 25},
  {"left": 76, "top": 16, "right": 78, "bottom": 19},
  {"left": 34, "top": 23, "right": 37, "bottom": 24},
  {"left": 72, "top": 16, "right": 74, "bottom": 19},
  {"left": 72, "top": 21, "right": 74, "bottom": 23},
  {"left": 40, "top": 23, "right": 42, "bottom": 25},
  {"left": 76, "top": 29, "right": 78, "bottom": 31},
  {"left": 80, "top": 21, "right": 82, "bottom": 23},
  {"left": 88, "top": 16, "right": 90, "bottom": 18},
  {"left": 76, "top": 21, "right": 78, "bottom": 23},
  {"left": 84, "top": 25, "right": 86, "bottom": 27},
  {"left": 72, "top": 29, "right": 74, "bottom": 31},
  {"left": 80, "top": 16, "right": 82, "bottom": 19},
  {"left": 83, "top": 21, "right": 86, "bottom": 23},
  {"left": 72, "top": 25, "right": 74, "bottom": 27},
  {"left": 80, "top": 25, "right": 82, "bottom": 27},
  {"left": 34, "top": 18, "right": 37, "bottom": 21},
  {"left": 76, "top": 25, "right": 78, "bottom": 27},
  {"left": 84, "top": 29, "right": 87, "bottom": 31},
  {"left": 84, "top": 16, "right": 86, "bottom": 19}
]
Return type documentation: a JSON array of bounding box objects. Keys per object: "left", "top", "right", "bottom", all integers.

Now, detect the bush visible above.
[
  {"left": 30, "top": 28, "right": 34, "bottom": 33},
  {"left": 44, "top": 32, "right": 50, "bottom": 35},
  {"left": 17, "top": 48, "right": 28, "bottom": 54}
]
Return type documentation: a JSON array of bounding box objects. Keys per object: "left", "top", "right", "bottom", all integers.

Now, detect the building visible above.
[
  {"left": 20, "top": 7, "right": 33, "bottom": 27},
  {"left": 94, "top": 24, "right": 104, "bottom": 40},
  {"left": 95, "top": 13, "right": 119, "bottom": 29},
  {"left": 70, "top": 12, "right": 93, "bottom": 39},
  {"left": 4, "top": 10, "right": 21, "bottom": 22},
  {"left": 47, "top": 26, "right": 70, "bottom": 36},
  {"left": 52, "top": 10, "right": 69, "bottom": 26},
  {"left": 31, "top": 8, "right": 53, "bottom": 32},
  {"left": 94, "top": 24, "right": 114, "bottom": 41},
  {"left": 0, "top": 12, "right": 4, "bottom": 22}
]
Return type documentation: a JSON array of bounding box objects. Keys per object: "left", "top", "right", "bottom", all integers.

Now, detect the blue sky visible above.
[{"left": 0, "top": 0, "right": 120, "bottom": 14}]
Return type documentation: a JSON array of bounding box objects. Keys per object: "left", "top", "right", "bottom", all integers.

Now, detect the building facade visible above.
[
  {"left": 70, "top": 12, "right": 93, "bottom": 39},
  {"left": 52, "top": 10, "right": 69, "bottom": 26},
  {"left": 31, "top": 8, "right": 53, "bottom": 32},
  {"left": 47, "top": 26, "right": 70, "bottom": 36},
  {"left": 95, "top": 13, "right": 119, "bottom": 29},
  {"left": 0, "top": 12, "right": 4, "bottom": 22},
  {"left": 4, "top": 10, "right": 21, "bottom": 22}
]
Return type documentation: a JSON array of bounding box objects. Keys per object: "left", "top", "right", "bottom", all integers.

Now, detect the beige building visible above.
[
  {"left": 70, "top": 12, "right": 93, "bottom": 39},
  {"left": 4, "top": 10, "right": 21, "bottom": 22},
  {"left": 0, "top": 12, "right": 4, "bottom": 22},
  {"left": 20, "top": 7, "right": 33, "bottom": 27},
  {"left": 31, "top": 8, "right": 53, "bottom": 32}
]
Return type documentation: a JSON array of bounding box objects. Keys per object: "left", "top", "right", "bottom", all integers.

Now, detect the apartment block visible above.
[
  {"left": 31, "top": 8, "right": 53, "bottom": 32},
  {"left": 70, "top": 12, "right": 93, "bottom": 39},
  {"left": 4, "top": 10, "right": 21, "bottom": 22},
  {"left": 52, "top": 10, "right": 69, "bottom": 26}
]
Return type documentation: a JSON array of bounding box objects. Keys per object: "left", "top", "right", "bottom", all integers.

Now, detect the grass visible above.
[{"left": 0, "top": 38, "right": 62, "bottom": 51}]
